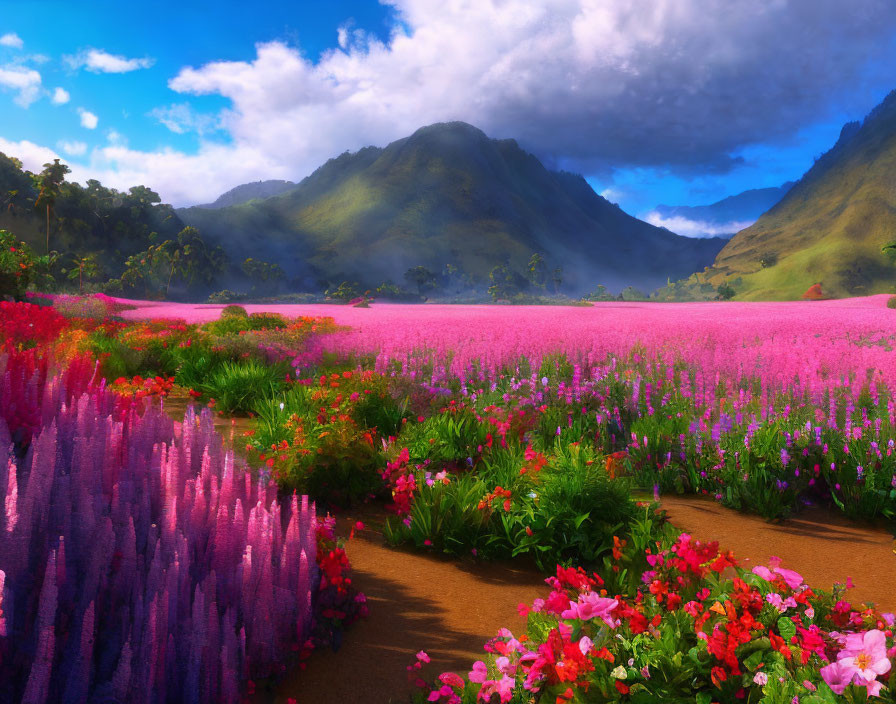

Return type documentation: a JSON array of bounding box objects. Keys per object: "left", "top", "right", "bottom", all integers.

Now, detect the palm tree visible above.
[
  {"left": 34, "top": 159, "right": 71, "bottom": 253},
  {"left": 66, "top": 253, "right": 99, "bottom": 294}
]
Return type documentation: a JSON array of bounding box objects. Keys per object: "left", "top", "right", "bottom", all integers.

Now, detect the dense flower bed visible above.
[
  {"left": 413, "top": 515, "right": 896, "bottom": 703},
  {"left": 0, "top": 363, "right": 317, "bottom": 703},
  {"left": 0, "top": 304, "right": 365, "bottom": 703}
]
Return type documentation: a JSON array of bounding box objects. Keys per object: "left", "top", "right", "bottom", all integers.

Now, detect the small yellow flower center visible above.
[{"left": 856, "top": 652, "right": 872, "bottom": 671}]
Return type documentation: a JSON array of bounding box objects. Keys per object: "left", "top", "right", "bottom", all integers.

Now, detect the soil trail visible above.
[
  {"left": 661, "top": 495, "right": 896, "bottom": 612},
  {"left": 271, "top": 507, "right": 547, "bottom": 704}
]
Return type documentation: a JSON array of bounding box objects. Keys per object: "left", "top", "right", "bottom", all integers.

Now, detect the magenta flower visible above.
[
  {"left": 820, "top": 660, "right": 853, "bottom": 695},
  {"left": 477, "top": 675, "right": 514, "bottom": 703},
  {"left": 838, "top": 630, "right": 891, "bottom": 684},
  {"left": 469, "top": 660, "right": 488, "bottom": 684},
  {"left": 560, "top": 592, "right": 618, "bottom": 627}
]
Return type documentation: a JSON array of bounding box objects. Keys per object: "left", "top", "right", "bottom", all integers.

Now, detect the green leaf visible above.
[{"left": 777, "top": 616, "right": 796, "bottom": 643}]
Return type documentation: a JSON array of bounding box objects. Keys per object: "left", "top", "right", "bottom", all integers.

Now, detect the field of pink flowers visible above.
[{"left": 117, "top": 296, "right": 896, "bottom": 391}]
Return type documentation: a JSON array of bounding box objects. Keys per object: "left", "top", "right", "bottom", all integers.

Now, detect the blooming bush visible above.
[
  {"left": 415, "top": 515, "right": 896, "bottom": 703},
  {"left": 0, "top": 301, "right": 68, "bottom": 350}
]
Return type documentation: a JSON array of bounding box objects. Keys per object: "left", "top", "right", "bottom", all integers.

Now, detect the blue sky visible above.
[{"left": 1, "top": 1, "right": 895, "bottom": 235}]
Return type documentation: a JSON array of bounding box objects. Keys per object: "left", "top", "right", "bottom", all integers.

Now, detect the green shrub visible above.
[
  {"left": 519, "top": 445, "right": 638, "bottom": 569},
  {"left": 203, "top": 309, "right": 287, "bottom": 336},
  {"left": 222, "top": 304, "right": 248, "bottom": 317},
  {"left": 199, "top": 359, "right": 289, "bottom": 414},
  {"left": 888, "top": 295, "right": 896, "bottom": 309},
  {"left": 207, "top": 290, "right": 248, "bottom": 304}
]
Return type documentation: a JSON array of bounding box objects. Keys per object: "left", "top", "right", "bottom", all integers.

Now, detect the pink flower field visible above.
[{"left": 117, "top": 295, "right": 896, "bottom": 390}]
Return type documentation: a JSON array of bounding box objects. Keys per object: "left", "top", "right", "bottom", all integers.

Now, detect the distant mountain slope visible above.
[
  {"left": 705, "top": 92, "right": 896, "bottom": 299},
  {"left": 196, "top": 180, "right": 297, "bottom": 209},
  {"left": 179, "top": 122, "right": 725, "bottom": 293},
  {"left": 648, "top": 183, "right": 793, "bottom": 238}
]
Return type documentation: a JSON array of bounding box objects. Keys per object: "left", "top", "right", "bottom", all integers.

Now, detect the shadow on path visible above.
[
  {"left": 661, "top": 495, "right": 896, "bottom": 612},
  {"left": 271, "top": 508, "right": 546, "bottom": 704}
]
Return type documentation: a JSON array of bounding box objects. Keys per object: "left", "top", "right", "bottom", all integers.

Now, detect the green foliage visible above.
[
  {"left": 325, "top": 281, "right": 361, "bottom": 302},
  {"left": 202, "top": 308, "right": 287, "bottom": 336},
  {"left": 526, "top": 253, "right": 547, "bottom": 288},
  {"left": 207, "top": 289, "right": 248, "bottom": 304},
  {"left": 888, "top": 295, "right": 896, "bottom": 309},
  {"left": 0, "top": 229, "right": 36, "bottom": 300},
  {"left": 63, "top": 253, "right": 100, "bottom": 294},
  {"left": 199, "top": 359, "right": 289, "bottom": 414},
  {"left": 242, "top": 257, "right": 284, "bottom": 294},
  {"left": 386, "top": 442, "right": 639, "bottom": 570},
  {"left": 716, "top": 282, "right": 736, "bottom": 300},
  {"left": 521, "top": 445, "right": 638, "bottom": 568},
  {"left": 488, "top": 263, "right": 526, "bottom": 301},
  {"left": 582, "top": 284, "right": 616, "bottom": 301},
  {"left": 620, "top": 285, "right": 649, "bottom": 301},
  {"left": 373, "top": 280, "right": 421, "bottom": 302},
  {"left": 759, "top": 252, "right": 779, "bottom": 268},
  {"left": 404, "top": 265, "right": 438, "bottom": 296}
]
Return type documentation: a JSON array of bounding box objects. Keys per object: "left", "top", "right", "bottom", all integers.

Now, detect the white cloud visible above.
[
  {"left": 57, "top": 139, "right": 88, "bottom": 156},
  {"left": 643, "top": 212, "right": 754, "bottom": 238},
  {"left": 65, "top": 48, "right": 154, "bottom": 73},
  {"left": 6, "top": 0, "right": 896, "bottom": 206},
  {"left": 150, "top": 103, "right": 220, "bottom": 136},
  {"left": 105, "top": 129, "right": 126, "bottom": 146},
  {"left": 0, "top": 33, "right": 23, "bottom": 49},
  {"left": 52, "top": 87, "right": 70, "bottom": 104},
  {"left": 599, "top": 187, "right": 625, "bottom": 204},
  {"left": 78, "top": 108, "right": 98, "bottom": 129},
  {"left": 0, "top": 65, "right": 41, "bottom": 107},
  {"left": 0, "top": 137, "right": 59, "bottom": 172}
]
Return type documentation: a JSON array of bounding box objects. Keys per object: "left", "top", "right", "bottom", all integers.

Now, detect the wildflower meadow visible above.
[{"left": 0, "top": 293, "right": 894, "bottom": 703}]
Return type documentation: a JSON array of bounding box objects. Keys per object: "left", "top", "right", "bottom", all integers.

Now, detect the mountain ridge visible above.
[
  {"left": 703, "top": 90, "right": 896, "bottom": 299},
  {"left": 179, "top": 121, "right": 726, "bottom": 294}
]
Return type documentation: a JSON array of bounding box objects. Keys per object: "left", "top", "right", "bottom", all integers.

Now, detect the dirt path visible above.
[
  {"left": 661, "top": 495, "right": 896, "bottom": 612},
  {"left": 269, "top": 507, "right": 546, "bottom": 704}
]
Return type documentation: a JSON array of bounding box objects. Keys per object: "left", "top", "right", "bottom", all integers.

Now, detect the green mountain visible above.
[
  {"left": 196, "top": 179, "right": 297, "bottom": 209},
  {"left": 179, "top": 122, "right": 725, "bottom": 293},
  {"left": 705, "top": 92, "right": 896, "bottom": 299}
]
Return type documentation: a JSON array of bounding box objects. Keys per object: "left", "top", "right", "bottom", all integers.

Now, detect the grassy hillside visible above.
[
  {"left": 703, "top": 93, "right": 896, "bottom": 299},
  {"left": 181, "top": 122, "right": 725, "bottom": 294}
]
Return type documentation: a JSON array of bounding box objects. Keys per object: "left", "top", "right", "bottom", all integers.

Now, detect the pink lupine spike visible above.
[
  {"left": 5, "top": 456, "right": 17, "bottom": 533},
  {"left": 0, "top": 351, "right": 320, "bottom": 703},
  {"left": 21, "top": 550, "right": 57, "bottom": 704},
  {"left": 0, "top": 569, "right": 6, "bottom": 637},
  {"left": 111, "top": 639, "right": 133, "bottom": 702}
]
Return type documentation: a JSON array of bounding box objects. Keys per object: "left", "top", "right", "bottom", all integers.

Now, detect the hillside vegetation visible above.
[
  {"left": 180, "top": 122, "right": 725, "bottom": 295},
  {"left": 697, "top": 92, "right": 896, "bottom": 299}
]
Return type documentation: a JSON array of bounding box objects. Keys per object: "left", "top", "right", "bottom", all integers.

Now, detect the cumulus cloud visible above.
[
  {"left": 12, "top": 0, "right": 896, "bottom": 205},
  {"left": 0, "top": 136, "right": 59, "bottom": 171},
  {"left": 0, "top": 33, "right": 24, "bottom": 49},
  {"left": 0, "top": 64, "right": 41, "bottom": 107},
  {"left": 65, "top": 48, "right": 154, "bottom": 73},
  {"left": 78, "top": 108, "right": 98, "bottom": 129},
  {"left": 57, "top": 139, "right": 87, "bottom": 156},
  {"left": 644, "top": 212, "right": 754, "bottom": 238},
  {"left": 52, "top": 86, "right": 70, "bottom": 104}
]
